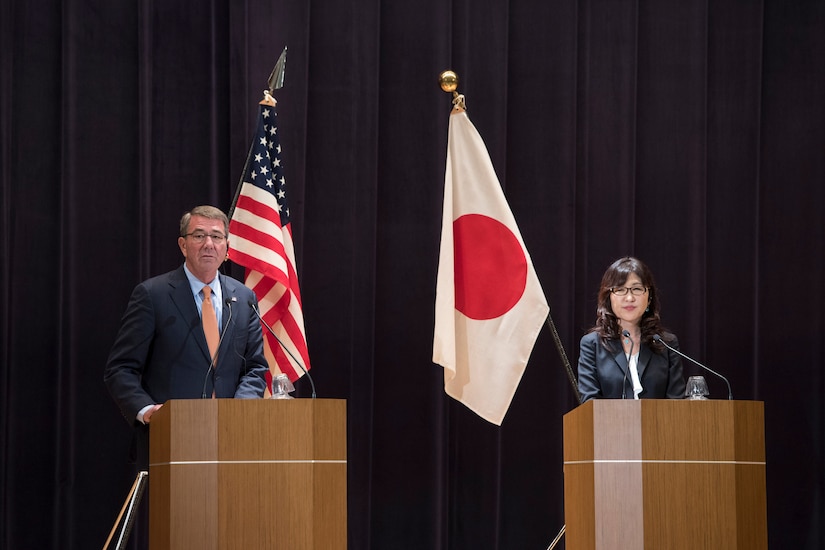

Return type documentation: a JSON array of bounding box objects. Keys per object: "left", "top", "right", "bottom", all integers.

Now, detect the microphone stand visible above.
[
  {"left": 653, "top": 334, "right": 733, "bottom": 400},
  {"left": 621, "top": 329, "right": 634, "bottom": 400},
  {"left": 251, "top": 302, "right": 316, "bottom": 398},
  {"left": 201, "top": 298, "right": 233, "bottom": 398}
]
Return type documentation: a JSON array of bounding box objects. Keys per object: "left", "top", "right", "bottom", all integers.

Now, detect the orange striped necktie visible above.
[{"left": 202, "top": 285, "right": 220, "bottom": 362}]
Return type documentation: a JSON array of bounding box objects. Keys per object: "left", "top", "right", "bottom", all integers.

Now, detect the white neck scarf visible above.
[{"left": 627, "top": 352, "right": 643, "bottom": 399}]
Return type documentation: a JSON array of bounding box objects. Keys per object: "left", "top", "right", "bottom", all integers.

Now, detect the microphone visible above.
[
  {"left": 250, "top": 301, "right": 316, "bottom": 399},
  {"left": 200, "top": 296, "right": 234, "bottom": 399},
  {"left": 653, "top": 334, "right": 733, "bottom": 400},
  {"left": 621, "top": 330, "right": 633, "bottom": 399}
]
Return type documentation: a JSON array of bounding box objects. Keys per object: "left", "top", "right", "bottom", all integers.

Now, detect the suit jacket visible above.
[
  {"left": 577, "top": 331, "right": 686, "bottom": 401},
  {"left": 104, "top": 266, "right": 269, "bottom": 426}
]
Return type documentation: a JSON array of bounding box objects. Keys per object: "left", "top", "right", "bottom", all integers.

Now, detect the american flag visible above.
[{"left": 228, "top": 96, "right": 311, "bottom": 390}]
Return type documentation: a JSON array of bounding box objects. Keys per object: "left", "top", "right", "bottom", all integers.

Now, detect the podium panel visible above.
[
  {"left": 563, "top": 399, "right": 767, "bottom": 550},
  {"left": 149, "top": 399, "right": 346, "bottom": 550}
]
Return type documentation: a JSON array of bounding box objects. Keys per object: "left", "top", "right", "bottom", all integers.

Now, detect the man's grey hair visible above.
[{"left": 179, "top": 205, "right": 229, "bottom": 237}]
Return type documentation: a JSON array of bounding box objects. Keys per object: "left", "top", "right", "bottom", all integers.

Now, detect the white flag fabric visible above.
[{"left": 433, "top": 109, "right": 549, "bottom": 425}]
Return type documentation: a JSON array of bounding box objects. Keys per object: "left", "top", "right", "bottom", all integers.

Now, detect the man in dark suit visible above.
[{"left": 104, "top": 205, "right": 268, "bottom": 469}]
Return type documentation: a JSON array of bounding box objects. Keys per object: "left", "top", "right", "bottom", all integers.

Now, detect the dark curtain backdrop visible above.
[{"left": 2, "top": 0, "right": 823, "bottom": 548}]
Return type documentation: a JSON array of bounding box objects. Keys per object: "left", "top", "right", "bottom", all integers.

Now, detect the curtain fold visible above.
[{"left": 1, "top": 0, "right": 823, "bottom": 548}]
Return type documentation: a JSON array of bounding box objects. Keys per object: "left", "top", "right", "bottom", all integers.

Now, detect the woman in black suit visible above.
[{"left": 577, "top": 257, "right": 686, "bottom": 401}]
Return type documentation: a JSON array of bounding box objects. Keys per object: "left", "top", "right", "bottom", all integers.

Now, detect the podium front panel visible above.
[
  {"left": 149, "top": 398, "right": 347, "bottom": 550},
  {"left": 563, "top": 399, "right": 767, "bottom": 550}
]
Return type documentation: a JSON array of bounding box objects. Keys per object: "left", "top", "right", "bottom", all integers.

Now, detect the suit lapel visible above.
[
  {"left": 611, "top": 341, "right": 629, "bottom": 375},
  {"left": 169, "top": 267, "right": 211, "bottom": 362},
  {"left": 216, "top": 274, "right": 236, "bottom": 367},
  {"left": 637, "top": 344, "right": 652, "bottom": 380},
  {"left": 612, "top": 340, "right": 653, "bottom": 376}
]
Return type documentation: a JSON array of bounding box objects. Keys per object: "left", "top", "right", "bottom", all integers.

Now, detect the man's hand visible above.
[{"left": 143, "top": 404, "right": 164, "bottom": 423}]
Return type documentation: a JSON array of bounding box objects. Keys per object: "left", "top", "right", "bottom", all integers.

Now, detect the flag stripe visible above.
[
  {"left": 227, "top": 247, "right": 287, "bottom": 285},
  {"left": 229, "top": 233, "right": 289, "bottom": 277},
  {"left": 258, "top": 277, "right": 309, "bottom": 362},
  {"left": 231, "top": 219, "right": 287, "bottom": 261}
]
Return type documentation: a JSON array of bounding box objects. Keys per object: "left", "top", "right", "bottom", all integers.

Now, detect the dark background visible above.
[{"left": 2, "top": 0, "right": 823, "bottom": 548}]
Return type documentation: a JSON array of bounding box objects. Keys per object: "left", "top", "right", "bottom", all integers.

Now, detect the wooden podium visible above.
[
  {"left": 563, "top": 399, "right": 767, "bottom": 549},
  {"left": 148, "top": 398, "right": 346, "bottom": 549}
]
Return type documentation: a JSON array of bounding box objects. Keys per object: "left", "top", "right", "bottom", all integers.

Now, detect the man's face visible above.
[{"left": 177, "top": 215, "right": 228, "bottom": 283}]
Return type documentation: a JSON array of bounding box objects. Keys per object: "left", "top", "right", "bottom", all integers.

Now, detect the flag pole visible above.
[
  {"left": 229, "top": 47, "right": 287, "bottom": 221},
  {"left": 439, "top": 69, "right": 569, "bottom": 546},
  {"left": 545, "top": 311, "right": 582, "bottom": 404},
  {"left": 438, "top": 69, "right": 466, "bottom": 113}
]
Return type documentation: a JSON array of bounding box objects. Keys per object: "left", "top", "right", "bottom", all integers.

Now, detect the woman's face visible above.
[{"left": 609, "top": 273, "right": 650, "bottom": 330}]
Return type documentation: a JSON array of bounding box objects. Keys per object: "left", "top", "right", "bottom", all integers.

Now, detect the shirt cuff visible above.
[{"left": 137, "top": 404, "right": 155, "bottom": 424}]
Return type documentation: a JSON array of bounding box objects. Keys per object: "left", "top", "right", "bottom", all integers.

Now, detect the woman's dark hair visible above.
[{"left": 590, "top": 256, "right": 670, "bottom": 349}]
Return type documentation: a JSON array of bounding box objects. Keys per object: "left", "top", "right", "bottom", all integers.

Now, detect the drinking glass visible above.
[{"left": 685, "top": 376, "right": 709, "bottom": 400}]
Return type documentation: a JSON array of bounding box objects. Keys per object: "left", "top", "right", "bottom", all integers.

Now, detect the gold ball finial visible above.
[{"left": 439, "top": 70, "right": 459, "bottom": 93}]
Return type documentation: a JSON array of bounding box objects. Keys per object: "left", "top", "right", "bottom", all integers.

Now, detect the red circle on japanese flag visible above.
[{"left": 453, "top": 213, "right": 527, "bottom": 320}]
